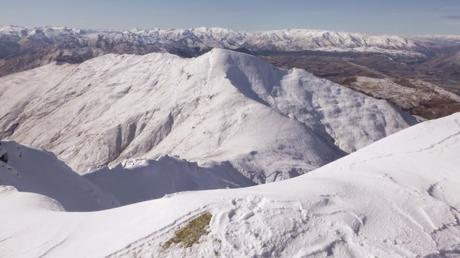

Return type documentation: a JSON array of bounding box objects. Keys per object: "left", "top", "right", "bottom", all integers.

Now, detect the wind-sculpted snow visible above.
[
  {"left": 86, "top": 157, "right": 254, "bottom": 206},
  {"left": 0, "top": 141, "right": 119, "bottom": 211},
  {"left": 0, "top": 113, "right": 459, "bottom": 258},
  {"left": 0, "top": 141, "right": 254, "bottom": 210},
  {"left": 0, "top": 49, "right": 414, "bottom": 183}
]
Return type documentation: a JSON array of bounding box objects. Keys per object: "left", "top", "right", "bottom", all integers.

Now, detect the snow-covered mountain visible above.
[
  {"left": 415, "top": 35, "right": 460, "bottom": 47},
  {"left": 0, "top": 25, "right": 419, "bottom": 55},
  {"left": 0, "top": 25, "right": 422, "bottom": 77},
  {"left": 0, "top": 49, "right": 415, "bottom": 183},
  {"left": 0, "top": 112, "right": 458, "bottom": 258}
]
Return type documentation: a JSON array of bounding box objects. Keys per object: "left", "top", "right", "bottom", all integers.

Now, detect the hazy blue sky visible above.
[{"left": 1, "top": 0, "right": 459, "bottom": 35}]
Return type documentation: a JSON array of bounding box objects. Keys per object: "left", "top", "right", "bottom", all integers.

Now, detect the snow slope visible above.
[
  {"left": 85, "top": 157, "right": 254, "bottom": 206},
  {"left": 0, "top": 113, "right": 458, "bottom": 258},
  {"left": 0, "top": 141, "right": 118, "bottom": 211},
  {"left": 0, "top": 49, "right": 415, "bottom": 183},
  {"left": 0, "top": 141, "right": 254, "bottom": 210}
]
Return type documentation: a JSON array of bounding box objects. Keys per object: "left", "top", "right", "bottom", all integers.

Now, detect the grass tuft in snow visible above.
[{"left": 162, "top": 212, "right": 212, "bottom": 249}]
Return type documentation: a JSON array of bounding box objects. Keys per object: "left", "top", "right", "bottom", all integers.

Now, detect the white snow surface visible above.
[
  {"left": 0, "top": 141, "right": 118, "bottom": 211},
  {"left": 0, "top": 141, "right": 254, "bottom": 210},
  {"left": 0, "top": 25, "right": 419, "bottom": 55},
  {"left": 85, "top": 157, "right": 254, "bottom": 206},
  {"left": 0, "top": 49, "right": 414, "bottom": 182},
  {"left": 0, "top": 113, "right": 459, "bottom": 258}
]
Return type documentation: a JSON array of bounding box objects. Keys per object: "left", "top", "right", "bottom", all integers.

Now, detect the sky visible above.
[{"left": 0, "top": 0, "right": 459, "bottom": 35}]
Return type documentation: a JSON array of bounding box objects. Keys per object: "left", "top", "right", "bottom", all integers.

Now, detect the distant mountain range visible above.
[
  {"left": 0, "top": 25, "right": 434, "bottom": 77},
  {"left": 0, "top": 25, "right": 421, "bottom": 55}
]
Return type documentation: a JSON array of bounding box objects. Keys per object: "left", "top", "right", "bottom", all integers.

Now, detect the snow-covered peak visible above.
[
  {"left": 247, "top": 28, "right": 417, "bottom": 50},
  {"left": 0, "top": 25, "right": 420, "bottom": 55},
  {"left": 0, "top": 48, "right": 415, "bottom": 183}
]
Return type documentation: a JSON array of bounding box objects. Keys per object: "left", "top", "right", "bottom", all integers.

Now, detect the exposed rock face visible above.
[
  {"left": 342, "top": 77, "right": 460, "bottom": 119},
  {"left": 261, "top": 46, "right": 460, "bottom": 119}
]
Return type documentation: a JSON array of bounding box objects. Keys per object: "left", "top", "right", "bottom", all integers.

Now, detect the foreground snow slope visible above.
[
  {"left": 0, "top": 113, "right": 459, "bottom": 258},
  {"left": 0, "top": 49, "right": 414, "bottom": 183},
  {"left": 85, "top": 157, "right": 254, "bottom": 206},
  {"left": 0, "top": 141, "right": 118, "bottom": 211},
  {"left": 0, "top": 141, "right": 254, "bottom": 209}
]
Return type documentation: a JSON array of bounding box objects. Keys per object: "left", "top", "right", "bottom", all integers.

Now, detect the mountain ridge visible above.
[
  {"left": 0, "top": 25, "right": 419, "bottom": 53},
  {"left": 0, "top": 25, "right": 425, "bottom": 77},
  {"left": 0, "top": 48, "right": 415, "bottom": 183}
]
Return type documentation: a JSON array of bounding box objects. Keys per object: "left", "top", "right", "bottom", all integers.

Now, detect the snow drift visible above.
[
  {"left": 0, "top": 141, "right": 118, "bottom": 211},
  {"left": 85, "top": 157, "right": 254, "bottom": 206},
  {"left": 0, "top": 112, "right": 458, "bottom": 257},
  {"left": 0, "top": 141, "right": 254, "bottom": 210}
]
